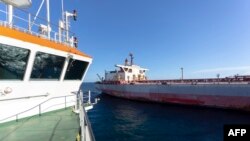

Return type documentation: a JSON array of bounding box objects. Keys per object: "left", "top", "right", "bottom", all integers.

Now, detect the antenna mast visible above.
[
  {"left": 129, "top": 53, "right": 134, "bottom": 65},
  {"left": 65, "top": 10, "right": 77, "bottom": 42},
  {"left": 46, "top": 0, "right": 50, "bottom": 39},
  {"left": 61, "top": 0, "right": 64, "bottom": 21},
  {"left": 7, "top": 5, "right": 13, "bottom": 27}
]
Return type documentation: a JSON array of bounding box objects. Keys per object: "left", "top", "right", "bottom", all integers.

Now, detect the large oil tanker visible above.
[{"left": 95, "top": 54, "right": 250, "bottom": 111}]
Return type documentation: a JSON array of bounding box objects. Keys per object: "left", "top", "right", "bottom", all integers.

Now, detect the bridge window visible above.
[
  {"left": 30, "top": 52, "right": 65, "bottom": 80},
  {"left": 64, "top": 59, "right": 89, "bottom": 80},
  {"left": 0, "top": 44, "right": 30, "bottom": 80},
  {"left": 128, "top": 69, "right": 132, "bottom": 73}
]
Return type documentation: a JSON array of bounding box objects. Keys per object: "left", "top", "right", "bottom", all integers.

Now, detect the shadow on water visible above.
[{"left": 82, "top": 83, "right": 250, "bottom": 141}]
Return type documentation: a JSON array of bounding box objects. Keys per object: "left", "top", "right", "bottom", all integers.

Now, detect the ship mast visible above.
[
  {"left": 181, "top": 67, "right": 183, "bottom": 81},
  {"left": 129, "top": 53, "right": 134, "bottom": 66},
  {"left": 7, "top": 5, "right": 13, "bottom": 27},
  {"left": 46, "top": 0, "right": 50, "bottom": 39}
]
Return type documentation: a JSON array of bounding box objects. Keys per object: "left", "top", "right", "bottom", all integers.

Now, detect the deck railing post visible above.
[
  {"left": 84, "top": 117, "right": 86, "bottom": 141},
  {"left": 88, "top": 90, "right": 91, "bottom": 104},
  {"left": 77, "top": 91, "right": 80, "bottom": 110},
  {"left": 16, "top": 114, "right": 18, "bottom": 122},
  {"left": 28, "top": 13, "right": 31, "bottom": 32},
  {"left": 79, "top": 90, "right": 85, "bottom": 141},
  {"left": 39, "top": 104, "right": 41, "bottom": 116},
  {"left": 65, "top": 96, "right": 66, "bottom": 109}
]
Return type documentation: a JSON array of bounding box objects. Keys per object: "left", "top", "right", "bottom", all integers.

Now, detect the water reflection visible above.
[
  {"left": 113, "top": 100, "right": 148, "bottom": 139},
  {"left": 31, "top": 52, "right": 65, "bottom": 79},
  {"left": 0, "top": 44, "right": 29, "bottom": 79}
]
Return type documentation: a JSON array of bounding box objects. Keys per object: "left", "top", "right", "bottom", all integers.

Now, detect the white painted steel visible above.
[
  {"left": 0, "top": 0, "right": 31, "bottom": 8},
  {"left": 105, "top": 64, "right": 148, "bottom": 81},
  {"left": 7, "top": 5, "right": 12, "bottom": 26},
  {"left": 0, "top": 35, "right": 92, "bottom": 123}
]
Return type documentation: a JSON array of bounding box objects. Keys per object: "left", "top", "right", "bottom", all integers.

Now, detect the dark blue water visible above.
[{"left": 81, "top": 83, "right": 250, "bottom": 141}]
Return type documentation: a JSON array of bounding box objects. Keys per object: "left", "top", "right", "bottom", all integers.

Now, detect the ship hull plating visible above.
[{"left": 96, "top": 84, "right": 250, "bottom": 110}]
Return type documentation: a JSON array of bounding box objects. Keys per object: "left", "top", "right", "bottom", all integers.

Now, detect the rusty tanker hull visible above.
[{"left": 96, "top": 80, "right": 250, "bottom": 111}]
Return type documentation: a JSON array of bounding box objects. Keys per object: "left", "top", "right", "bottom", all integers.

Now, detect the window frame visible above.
[
  {"left": 63, "top": 58, "right": 89, "bottom": 81},
  {"left": 0, "top": 43, "right": 30, "bottom": 81},
  {"left": 29, "top": 51, "right": 66, "bottom": 81}
]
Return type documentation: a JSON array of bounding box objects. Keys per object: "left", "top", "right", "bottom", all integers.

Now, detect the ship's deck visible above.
[{"left": 0, "top": 107, "right": 79, "bottom": 141}]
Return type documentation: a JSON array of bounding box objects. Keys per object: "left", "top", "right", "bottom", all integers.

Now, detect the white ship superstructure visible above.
[
  {"left": 0, "top": 0, "right": 94, "bottom": 140},
  {"left": 105, "top": 53, "right": 148, "bottom": 82}
]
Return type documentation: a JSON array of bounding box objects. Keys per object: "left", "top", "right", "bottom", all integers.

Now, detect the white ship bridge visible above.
[{"left": 104, "top": 54, "right": 148, "bottom": 82}]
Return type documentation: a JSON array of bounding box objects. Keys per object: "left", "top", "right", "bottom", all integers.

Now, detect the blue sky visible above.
[
  {"left": 22, "top": 0, "right": 250, "bottom": 81},
  {"left": 68, "top": 0, "right": 250, "bottom": 82}
]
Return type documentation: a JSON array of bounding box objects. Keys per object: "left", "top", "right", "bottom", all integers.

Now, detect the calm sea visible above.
[{"left": 81, "top": 83, "right": 250, "bottom": 141}]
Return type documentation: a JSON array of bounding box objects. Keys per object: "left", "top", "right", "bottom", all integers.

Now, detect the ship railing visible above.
[
  {"left": 0, "top": 4, "right": 76, "bottom": 48},
  {"left": 137, "top": 81, "right": 250, "bottom": 85},
  {"left": 136, "top": 75, "right": 250, "bottom": 85},
  {"left": 0, "top": 91, "right": 96, "bottom": 141},
  {"left": 74, "top": 90, "right": 96, "bottom": 141},
  {"left": 0, "top": 94, "right": 75, "bottom": 123},
  {"left": 99, "top": 75, "right": 250, "bottom": 85}
]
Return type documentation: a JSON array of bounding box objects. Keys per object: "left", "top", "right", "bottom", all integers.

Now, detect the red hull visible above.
[{"left": 101, "top": 89, "right": 250, "bottom": 110}]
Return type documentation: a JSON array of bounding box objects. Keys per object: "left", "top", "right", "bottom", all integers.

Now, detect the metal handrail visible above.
[
  {"left": 78, "top": 90, "right": 96, "bottom": 141},
  {"left": 0, "top": 4, "right": 76, "bottom": 47},
  {"left": 83, "top": 108, "right": 96, "bottom": 141},
  {"left": 0, "top": 94, "right": 49, "bottom": 101},
  {"left": 0, "top": 94, "right": 75, "bottom": 123}
]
